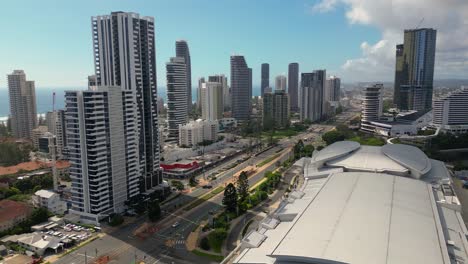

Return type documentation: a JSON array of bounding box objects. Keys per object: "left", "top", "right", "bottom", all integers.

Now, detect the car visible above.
[
  {"left": 172, "top": 222, "right": 180, "bottom": 228},
  {"left": 202, "top": 185, "right": 213, "bottom": 189}
]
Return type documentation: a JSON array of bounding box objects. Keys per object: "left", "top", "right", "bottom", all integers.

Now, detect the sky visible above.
[{"left": 0, "top": 0, "right": 467, "bottom": 89}]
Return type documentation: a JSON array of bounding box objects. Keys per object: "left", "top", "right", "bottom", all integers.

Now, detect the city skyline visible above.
[{"left": 1, "top": 0, "right": 467, "bottom": 88}]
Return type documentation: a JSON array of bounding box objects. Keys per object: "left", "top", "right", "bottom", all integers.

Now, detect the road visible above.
[{"left": 55, "top": 144, "right": 292, "bottom": 264}]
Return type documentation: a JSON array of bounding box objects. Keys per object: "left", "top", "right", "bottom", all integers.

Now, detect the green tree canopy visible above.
[
  {"left": 236, "top": 171, "right": 249, "bottom": 202},
  {"left": 148, "top": 200, "right": 162, "bottom": 222},
  {"left": 222, "top": 183, "right": 238, "bottom": 213}
]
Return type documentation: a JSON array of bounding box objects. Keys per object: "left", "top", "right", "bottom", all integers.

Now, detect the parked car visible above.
[
  {"left": 202, "top": 185, "right": 213, "bottom": 189},
  {"left": 172, "top": 222, "right": 180, "bottom": 228}
]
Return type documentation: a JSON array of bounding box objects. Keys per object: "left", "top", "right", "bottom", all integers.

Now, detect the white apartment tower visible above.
[
  {"left": 201, "top": 77, "right": 224, "bottom": 121},
  {"left": 179, "top": 120, "right": 219, "bottom": 147},
  {"left": 361, "top": 84, "right": 383, "bottom": 133},
  {"left": 65, "top": 86, "right": 139, "bottom": 222},
  {"left": 433, "top": 87, "right": 468, "bottom": 133},
  {"left": 7, "top": 70, "right": 37, "bottom": 139},
  {"left": 166, "top": 57, "right": 188, "bottom": 140},
  {"left": 92, "top": 12, "right": 161, "bottom": 190}
]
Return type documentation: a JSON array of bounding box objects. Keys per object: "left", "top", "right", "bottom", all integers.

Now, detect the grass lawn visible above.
[
  {"left": 191, "top": 249, "right": 224, "bottom": 262},
  {"left": 348, "top": 136, "right": 385, "bottom": 146},
  {"left": 257, "top": 153, "right": 281, "bottom": 167}
]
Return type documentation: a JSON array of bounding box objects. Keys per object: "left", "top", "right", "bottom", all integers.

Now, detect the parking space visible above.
[{"left": 45, "top": 223, "right": 96, "bottom": 244}]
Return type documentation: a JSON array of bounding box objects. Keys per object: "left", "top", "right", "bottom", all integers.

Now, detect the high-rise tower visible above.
[
  {"left": 92, "top": 11, "right": 161, "bottom": 190},
  {"left": 166, "top": 57, "right": 188, "bottom": 140},
  {"left": 393, "top": 28, "right": 437, "bottom": 111},
  {"left": 176, "top": 40, "right": 192, "bottom": 113},
  {"left": 288, "top": 63, "right": 299, "bottom": 112},
  {"left": 231, "top": 56, "right": 252, "bottom": 122},
  {"left": 261, "top": 63, "right": 269, "bottom": 96},
  {"left": 7, "top": 70, "right": 37, "bottom": 140}
]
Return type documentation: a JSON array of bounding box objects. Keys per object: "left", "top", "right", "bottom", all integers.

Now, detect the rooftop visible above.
[
  {"left": 0, "top": 200, "right": 32, "bottom": 223},
  {"left": 234, "top": 141, "right": 465, "bottom": 264}
]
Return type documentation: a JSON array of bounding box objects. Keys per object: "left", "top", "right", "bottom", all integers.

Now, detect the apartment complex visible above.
[
  {"left": 175, "top": 40, "right": 192, "bottom": 113},
  {"left": 299, "top": 70, "right": 326, "bottom": 122},
  {"left": 361, "top": 84, "right": 383, "bottom": 133},
  {"left": 231, "top": 55, "right": 252, "bottom": 122},
  {"left": 166, "top": 57, "right": 188, "bottom": 140},
  {"left": 65, "top": 86, "right": 140, "bottom": 223},
  {"left": 92, "top": 11, "right": 161, "bottom": 191},
  {"left": 200, "top": 81, "right": 223, "bottom": 121},
  {"left": 261, "top": 63, "right": 269, "bottom": 96},
  {"left": 7, "top": 70, "right": 37, "bottom": 140},
  {"left": 433, "top": 87, "right": 468, "bottom": 133},
  {"left": 263, "top": 90, "right": 290, "bottom": 129},
  {"left": 394, "top": 28, "right": 437, "bottom": 111},
  {"left": 275, "top": 75, "right": 287, "bottom": 91},
  {"left": 179, "top": 119, "right": 219, "bottom": 147},
  {"left": 288, "top": 63, "right": 299, "bottom": 112}
]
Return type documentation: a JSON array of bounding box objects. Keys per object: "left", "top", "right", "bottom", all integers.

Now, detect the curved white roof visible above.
[
  {"left": 382, "top": 144, "right": 431, "bottom": 176},
  {"left": 313, "top": 141, "right": 360, "bottom": 163}
]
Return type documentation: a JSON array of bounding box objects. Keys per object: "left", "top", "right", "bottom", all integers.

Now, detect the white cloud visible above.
[
  {"left": 310, "top": 0, "right": 338, "bottom": 13},
  {"left": 313, "top": 0, "right": 468, "bottom": 82}
]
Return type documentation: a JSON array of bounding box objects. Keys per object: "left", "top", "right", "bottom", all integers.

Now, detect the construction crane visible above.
[
  {"left": 49, "top": 92, "right": 59, "bottom": 191},
  {"left": 415, "top": 18, "right": 424, "bottom": 29}
]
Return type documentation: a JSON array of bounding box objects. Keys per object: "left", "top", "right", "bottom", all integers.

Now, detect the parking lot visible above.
[{"left": 45, "top": 223, "right": 97, "bottom": 244}]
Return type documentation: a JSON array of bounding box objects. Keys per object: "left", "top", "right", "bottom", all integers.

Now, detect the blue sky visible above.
[{"left": 0, "top": 0, "right": 382, "bottom": 88}]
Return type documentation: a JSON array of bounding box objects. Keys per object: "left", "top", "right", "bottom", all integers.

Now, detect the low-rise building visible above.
[
  {"left": 0, "top": 200, "right": 32, "bottom": 232},
  {"left": 1, "top": 232, "right": 63, "bottom": 256},
  {"left": 33, "top": 189, "right": 67, "bottom": 215},
  {"left": 179, "top": 119, "right": 219, "bottom": 147},
  {"left": 31, "top": 126, "right": 48, "bottom": 150}
]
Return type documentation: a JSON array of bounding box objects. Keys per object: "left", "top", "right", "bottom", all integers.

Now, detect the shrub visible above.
[
  {"left": 207, "top": 228, "right": 228, "bottom": 253},
  {"left": 200, "top": 236, "right": 210, "bottom": 250}
]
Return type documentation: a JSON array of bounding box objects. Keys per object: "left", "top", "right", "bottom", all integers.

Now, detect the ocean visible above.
[{"left": 0, "top": 85, "right": 261, "bottom": 120}]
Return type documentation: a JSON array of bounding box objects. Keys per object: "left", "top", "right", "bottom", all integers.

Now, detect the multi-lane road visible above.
[{"left": 55, "top": 142, "right": 294, "bottom": 264}]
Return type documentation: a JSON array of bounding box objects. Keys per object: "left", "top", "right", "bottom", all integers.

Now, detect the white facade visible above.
[
  {"left": 65, "top": 86, "right": 139, "bottom": 222},
  {"left": 32, "top": 126, "right": 48, "bottom": 150},
  {"left": 361, "top": 83, "right": 383, "bottom": 133},
  {"left": 92, "top": 11, "right": 161, "bottom": 191},
  {"left": 201, "top": 81, "right": 223, "bottom": 121},
  {"left": 33, "top": 190, "right": 67, "bottom": 215},
  {"left": 178, "top": 119, "right": 219, "bottom": 147},
  {"left": 275, "top": 75, "right": 287, "bottom": 91},
  {"left": 433, "top": 87, "right": 468, "bottom": 133},
  {"left": 234, "top": 141, "right": 466, "bottom": 264}
]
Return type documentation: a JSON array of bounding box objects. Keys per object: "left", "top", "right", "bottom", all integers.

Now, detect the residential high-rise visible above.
[
  {"left": 197, "top": 77, "right": 205, "bottom": 111},
  {"left": 7, "top": 70, "right": 37, "bottom": 139},
  {"left": 65, "top": 86, "right": 140, "bottom": 223},
  {"left": 325, "top": 76, "right": 341, "bottom": 102},
  {"left": 393, "top": 28, "right": 437, "bottom": 111},
  {"left": 166, "top": 57, "right": 188, "bottom": 140},
  {"left": 92, "top": 12, "right": 161, "bottom": 190},
  {"left": 208, "top": 74, "right": 228, "bottom": 112},
  {"left": 288, "top": 63, "right": 299, "bottom": 112},
  {"left": 299, "top": 70, "right": 326, "bottom": 122},
  {"left": 87, "top": 75, "right": 97, "bottom": 90},
  {"left": 231, "top": 55, "right": 252, "bottom": 122},
  {"left": 200, "top": 77, "right": 224, "bottom": 121},
  {"left": 275, "top": 75, "right": 287, "bottom": 91},
  {"left": 261, "top": 63, "right": 269, "bottom": 96},
  {"left": 176, "top": 40, "right": 192, "bottom": 113},
  {"left": 263, "top": 90, "right": 290, "bottom": 129},
  {"left": 433, "top": 87, "right": 468, "bottom": 133},
  {"left": 361, "top": 84, "right": 383, "bottom": 133}
]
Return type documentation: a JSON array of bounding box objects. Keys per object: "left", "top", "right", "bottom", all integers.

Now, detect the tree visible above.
[
  {"left": 222, "top": 183, "right": 237, "bottom": 213},
  {"left": 189, "top": 176, "right": 198, "bottom": 187},
  {"left": 293, "top": 140, "right": 305, "bottom": 159},
  {"left": 147, "top": 200, "right": 161, "bottom": 222},
  {"left": 171, "top": 180, "right": 185, "bottom": 191},
  {"left": 322, "top": 130, "right": 346, "bottom": 145},
  {"left": 236, "top": 171, "right": 249, "bottom": 202},
  {"left": 303, "top": 144, "right": 315, "bottom": 157}
]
